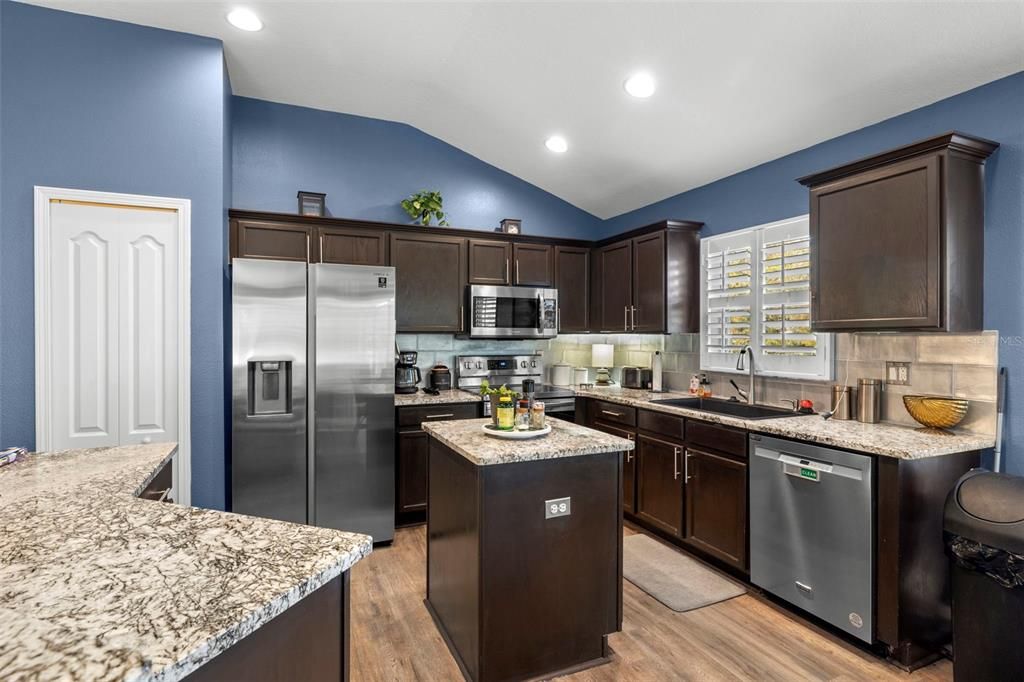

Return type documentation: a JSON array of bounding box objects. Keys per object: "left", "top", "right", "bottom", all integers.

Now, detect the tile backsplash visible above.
[
  {"left": 703, "top": 331, "right": 999, "bottom": 435},
  {"left": 397, "top": 331, "right": 998, "bottom": 436}
]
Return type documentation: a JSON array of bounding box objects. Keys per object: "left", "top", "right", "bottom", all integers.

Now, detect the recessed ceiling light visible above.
[
  {"left": 545, "top": 135, "right": 568, "bottom": 153},
  {"left": 227, "top": 8, "right": 263, "bottom": 31},
  {"left": 624, "top": 72, "right": 656, "bottom": 98}
]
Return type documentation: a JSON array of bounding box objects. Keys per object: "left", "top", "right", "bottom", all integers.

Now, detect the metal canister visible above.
[
  {"left": 857, "top": 378, "right": 882, "bottom": 424},
  {"left": 831, "top": 385, "right": 854, "bottom": 420}
]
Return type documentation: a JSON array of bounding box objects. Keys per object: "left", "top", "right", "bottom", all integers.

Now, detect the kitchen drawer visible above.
[
  {"left": 590, "top": 400, "right": 636, "bottom": 428},
  {"left": 397, "top": 402, "right": 480, "bottom": 428},
  {"left": 685, "top": 420, "right": 747, "bottom": 460},
  {"left": 638, "top": 409, "right": 685, "bottom": 441}
]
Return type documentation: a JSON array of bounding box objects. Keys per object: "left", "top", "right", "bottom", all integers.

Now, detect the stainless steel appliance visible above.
[
  {"left": 232, "top": 258, "right": 396, "bottom": 543},
  {"left": 467, "top": 285, "right": 558, "bottom": 339},
  {"left": 621, "top": 366, "right": 642, "bottom": 388},
  {"left": 749, "top": 434, "right": 874, "bottom": 643},
  {"left": 395, "top": 351, "right": 420, "bottom": 395},
  {"left": 455, "top": 354, "right": 575, "bottom": 421}
]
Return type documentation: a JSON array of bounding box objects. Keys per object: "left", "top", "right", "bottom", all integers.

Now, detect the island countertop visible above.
[
  {"left": 422, "top": 417, "right": 634, "bottom": 466},
  {"left": 574, "top": 386, "right": 994, "bottom": 459},
  {"left": 0, "top": 442, "right": 372, "bottom": 682}
]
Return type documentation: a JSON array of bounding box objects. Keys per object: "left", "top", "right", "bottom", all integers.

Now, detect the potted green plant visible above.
[
  {"left": 401, "top": 190, "right": 450, "bottom": 227},
  {"left": 479, "top": 380, "right": 515, "bottom": 425}
]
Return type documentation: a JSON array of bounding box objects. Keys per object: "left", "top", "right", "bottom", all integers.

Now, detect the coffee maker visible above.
[{"left": 395, "top": 350, "right": 421, "bottom": 394}]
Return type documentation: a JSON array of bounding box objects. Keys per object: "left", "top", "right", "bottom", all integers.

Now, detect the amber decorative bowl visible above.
[{"left": 902, "top": 395, "right": 969, "bottom": 430}]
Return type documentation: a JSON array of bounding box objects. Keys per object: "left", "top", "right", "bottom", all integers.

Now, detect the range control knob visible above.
[
  {"left": 530, "top": 360, "right": 537, "bottom": 368},
  {"left": 476, "top": 361, "right": 483, "bottom": 369},
  {"left": 464, "top": 361, "right": 473, "bottom": 370},
  {"left": 520, "top": 360, "right": 528, "bottom": 368}
]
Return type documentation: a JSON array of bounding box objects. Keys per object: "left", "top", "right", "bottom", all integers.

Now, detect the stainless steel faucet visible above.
[{"left": 735, "top": 345, "right": 755, "bottom": 405}]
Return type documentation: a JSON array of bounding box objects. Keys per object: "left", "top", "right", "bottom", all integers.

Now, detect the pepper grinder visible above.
[{"left": 521, "top": 378, "right": 536, "bottom": 410}]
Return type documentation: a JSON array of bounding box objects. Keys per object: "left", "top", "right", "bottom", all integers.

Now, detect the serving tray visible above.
[{"left": 481, "top": 423, "right": 552, "bottom": 439}]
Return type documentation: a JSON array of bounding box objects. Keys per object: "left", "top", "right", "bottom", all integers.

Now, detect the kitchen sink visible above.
[{"left": 649, "top": 397, "right": 797, "bottom": 420}]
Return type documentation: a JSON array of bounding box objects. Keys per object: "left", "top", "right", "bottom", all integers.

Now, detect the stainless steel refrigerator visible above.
[{"left": 231, "top": 258, "right": 396, "bottom": 542}]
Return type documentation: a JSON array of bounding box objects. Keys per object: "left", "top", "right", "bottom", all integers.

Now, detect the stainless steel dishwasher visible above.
[{"left": 749, "top": 434, "right": 874, "bottom": 643}]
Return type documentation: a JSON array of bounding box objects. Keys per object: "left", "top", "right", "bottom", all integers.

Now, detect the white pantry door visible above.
[{"left": 47, "top": 201, "right": 179, "bottom": 450}]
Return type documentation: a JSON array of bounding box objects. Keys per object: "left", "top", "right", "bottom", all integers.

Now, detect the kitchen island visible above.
[
  {"left": 0, "top": 442, "right": 372, "bottom": 682},
  {"left": 422, "top": 418, "right": 633, "bottom": 682}
]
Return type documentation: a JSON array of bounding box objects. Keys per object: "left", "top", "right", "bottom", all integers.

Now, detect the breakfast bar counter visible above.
[
  {"left": 422, "top": 419, "right": 633, "bottom": 682},
  {"left": 0, "top": 443, "right": 372, "bottom": 682}
]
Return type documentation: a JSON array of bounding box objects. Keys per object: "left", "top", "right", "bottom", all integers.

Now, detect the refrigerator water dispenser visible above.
[{"left": 248, "top": 361, "right": 292, "bottom": 415}]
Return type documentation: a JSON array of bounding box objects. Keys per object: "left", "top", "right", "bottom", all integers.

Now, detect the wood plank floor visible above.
[{"left": 350, "top": 524, "right": 953, "bottom": 681}]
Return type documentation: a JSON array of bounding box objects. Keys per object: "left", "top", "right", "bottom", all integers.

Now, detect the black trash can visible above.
[{"left": 944, "top": 469, "right": 1024, "bottom": 680}]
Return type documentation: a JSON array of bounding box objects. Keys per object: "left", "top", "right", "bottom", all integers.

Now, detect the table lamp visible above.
[{"left": 592, "top": 344, "right": 614, "bottom": 386}]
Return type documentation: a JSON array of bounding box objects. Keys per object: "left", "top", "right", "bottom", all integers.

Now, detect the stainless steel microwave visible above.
[{"left": 467, "top": 285, "right": 558, "bottom": 338}]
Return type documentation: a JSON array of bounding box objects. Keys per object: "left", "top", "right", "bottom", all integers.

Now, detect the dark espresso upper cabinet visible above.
[
  {"left": 595, "top": 239, "right": 633, "bottom": 332},
  {"left": 319, "top": 226, "right": 387, "bottom": 266},
  {"left": 554, "top": 246, "right": 590, "bottom": 333},
  {"left": 233, "top": 219, "right": 312, "bottom": 262},
  {"left": 513, "top": 243, "right": 554, "bottom": 286},
  {"left": 593, "top": 221, "right": 702, "bottom": 333},
  {"left": 799, "top": 132, "right": 998, "bottom": 332},
  {"left": 468, "top": 238, "right": 512, "bottom": 284},
  {"left": 389, "top": 233, "right": 466, "bottom": 333}
]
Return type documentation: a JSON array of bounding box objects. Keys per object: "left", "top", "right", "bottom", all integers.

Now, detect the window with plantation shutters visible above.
[{"left": 700, "top": 215, "right": 832, "bottom": 381}]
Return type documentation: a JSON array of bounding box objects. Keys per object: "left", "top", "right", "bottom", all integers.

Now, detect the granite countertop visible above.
[
  {"left": 574, "top": 386, "right": 994, "bottom": 459},
  {"left": 0, "top": 443, "right": 372, "bottom": 682},
  {"left": 394, "top": 388, "right": 482, "bottom": 407},
  {"left": 423, "top": 418, "right": 634, "bottom": 466}
]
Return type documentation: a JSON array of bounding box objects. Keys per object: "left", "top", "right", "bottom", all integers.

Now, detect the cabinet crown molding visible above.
[{"left": 797, "top": 131, "right": 999, "bottom": 188}]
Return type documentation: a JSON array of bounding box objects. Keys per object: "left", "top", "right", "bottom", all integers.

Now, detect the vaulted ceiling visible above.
[{"left": 23, "top": 1, "right": 1024, "bottom": 218}]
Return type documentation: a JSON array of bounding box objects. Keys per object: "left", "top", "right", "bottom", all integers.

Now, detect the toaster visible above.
[{"left": 621, "top": 366, "right": 653, "bottom": 389}]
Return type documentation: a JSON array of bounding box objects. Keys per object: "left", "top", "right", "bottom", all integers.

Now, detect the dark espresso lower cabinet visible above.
[
  {"left": 396, "top": 402, "right": 480, "bottom": 525},
  {"left": 685, "top": 447, "right": 747, "bottom": 570},
  {"left": 396, "top": 430, "right": 428, "bottom": 514},
  {"left": 591, "top": 420, "right": 636, "bottom": 513},
  {"left": 635, "top": 434, "right": 684, "bottom": 537}
]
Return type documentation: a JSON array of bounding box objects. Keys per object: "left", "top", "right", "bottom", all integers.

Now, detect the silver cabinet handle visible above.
[
  {"left": 631, "top": 306, "right": 638, "bottom": 331},
  {"left": 684, "top": 449, "right": 691, "bottom": 482},
  {"left": 516, "top": 259, "right": 520, "bottom": 284},
  {"left": 424, "top": 413, "right": 455, "bottom": 419},
  {"left": 319, "top": 233, "right": 324, "bottom": 262},
  {"left": 556, "top": 307, "right": 561, "bottom": 332},
  {"left": 673, "top": 446, "right": 681, "bottom": 480},
  {"left": 626, "top": 433, "right": 634, "bottom": 462},
  {"left": 459, "top": 304, "right": 464, "bottom": 333},
  {"left": 601, "top": 410, "right": 624, "bottom": 417},
  {"left": 624, "top": 305, "right": 628, "bottom": 331},
  {"left": 157, "top": 487, "right": 172, "bottom": 503},
  {"left": 506, "top": 258, "right": 510, "bottom": 283}
]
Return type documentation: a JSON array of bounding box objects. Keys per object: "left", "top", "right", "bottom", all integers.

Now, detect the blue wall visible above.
[
  {"left": 232, "top": 96, "right": 601, "bottom": 239},
  {"left": 0, "top": 2, "right": 231, "bottom": 508},
  {"left": 604, "top": 72, "right": 1024, "bottom": 474}
]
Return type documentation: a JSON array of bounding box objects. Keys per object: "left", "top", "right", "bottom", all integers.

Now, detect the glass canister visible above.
[
  {"left": 516, "top": 399, "right": 531, "bottom": 431},
  {"left": 530, "top": 401, "right": 546, "bottom": 429},
  {"left": 496, "top": 396, "right": 515, "bottom": 430}
]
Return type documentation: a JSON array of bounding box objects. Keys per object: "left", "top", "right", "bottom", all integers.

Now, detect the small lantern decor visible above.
[
  {"left": 499, "top": 218, "right": 522, "bottom": 234},
  {"left": 297, "top": 191, "right": 326, "bottom": 217}
]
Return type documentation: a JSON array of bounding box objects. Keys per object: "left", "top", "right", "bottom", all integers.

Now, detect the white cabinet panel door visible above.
[{"left": 48, "top": 202, "right": 179, "bottom": 450}]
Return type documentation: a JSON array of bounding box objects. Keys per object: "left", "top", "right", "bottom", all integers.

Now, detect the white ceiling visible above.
[{"left": 23, "top": 1, "right": 1024, "bottom": 218}]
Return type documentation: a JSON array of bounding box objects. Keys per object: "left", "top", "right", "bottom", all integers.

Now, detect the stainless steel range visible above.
[{"left": 455, "top": 354, "right": 576, "bottom": 421}]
